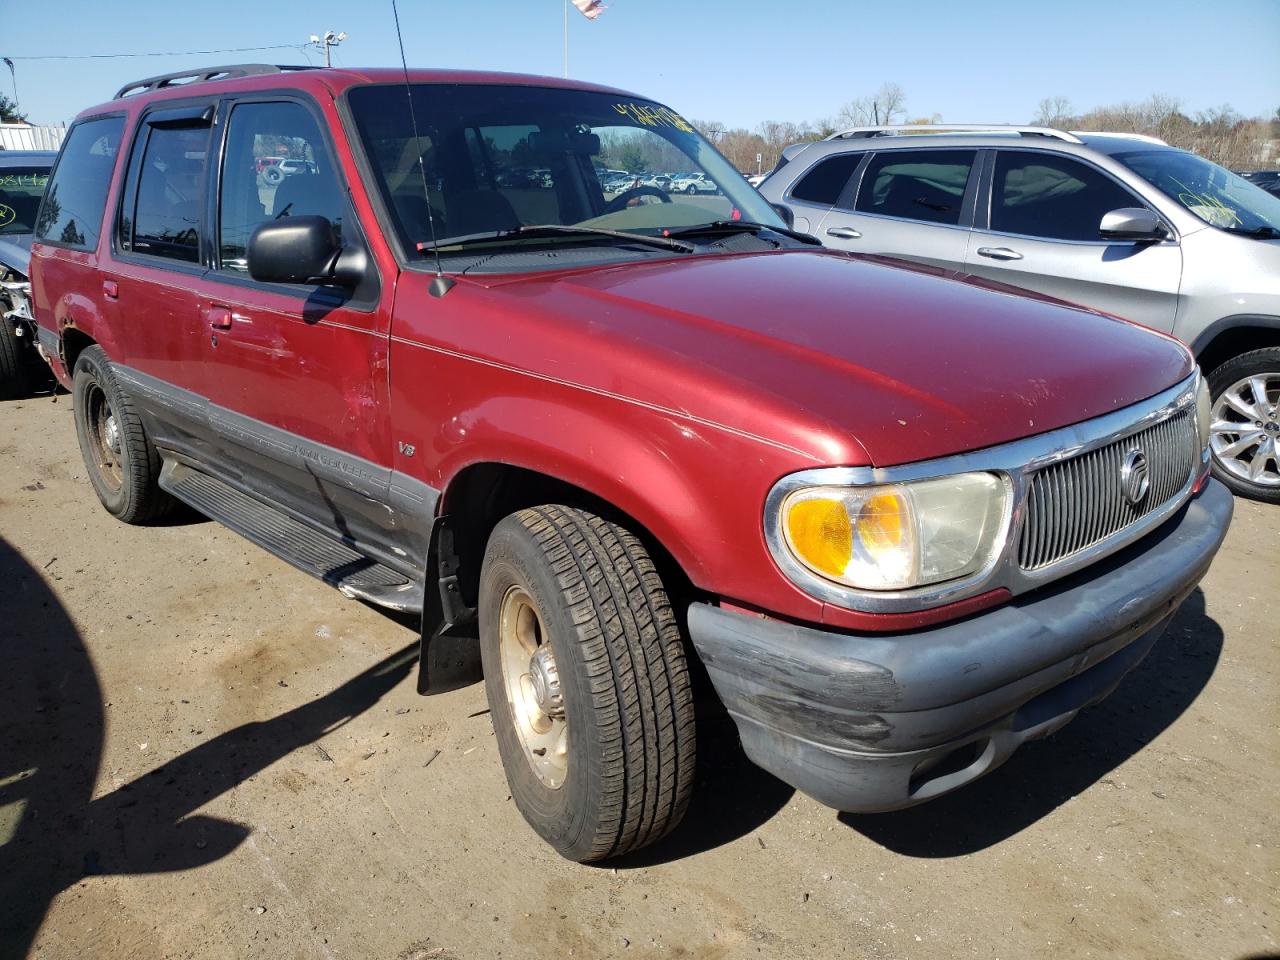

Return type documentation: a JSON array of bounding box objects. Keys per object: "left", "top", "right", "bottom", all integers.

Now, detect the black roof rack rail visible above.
[{"left": 114, "top": 63, "right": 317, "bottom": 100}]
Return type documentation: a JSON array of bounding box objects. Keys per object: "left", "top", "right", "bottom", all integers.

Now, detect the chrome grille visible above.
[{"left": 1018, "top": 409, "right": 1197, "bottom": 571}]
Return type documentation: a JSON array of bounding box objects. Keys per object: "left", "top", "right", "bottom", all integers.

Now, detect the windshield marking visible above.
[{"left": 610, "top": 102, "right": 695, "bottom": 133}]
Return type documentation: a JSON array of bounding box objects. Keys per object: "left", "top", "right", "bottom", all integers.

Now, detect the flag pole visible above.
[{"left": 563, "top": 0, "right": 569, "bottom": 78}]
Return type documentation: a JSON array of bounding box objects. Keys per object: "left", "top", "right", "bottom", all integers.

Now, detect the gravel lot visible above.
[{"left": 1, "top": 390, "right": 1276, "bottom": 960}]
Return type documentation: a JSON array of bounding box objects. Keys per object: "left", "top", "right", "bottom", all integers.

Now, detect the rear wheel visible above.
[
  {"left": 72, "top": 345, "right": 175, "bottom": 522},
  {"left": 0, "top": 317, "right": 32, "bottom": 400},
  {"left": 479, "top": 505, "right": 696, "bottom": 862},
  {"left": 1206, "top": 347, "right": 1280, "bottom": 503}
]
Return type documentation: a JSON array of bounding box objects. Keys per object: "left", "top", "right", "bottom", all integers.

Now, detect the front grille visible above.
[{"left": 1018, "top": 409, "right": 1197, "bottom": 571}]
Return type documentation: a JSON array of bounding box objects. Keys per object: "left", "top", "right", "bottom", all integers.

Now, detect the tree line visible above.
[{"left": 691, "top": 83, "right": 1279, "bottom": 174}]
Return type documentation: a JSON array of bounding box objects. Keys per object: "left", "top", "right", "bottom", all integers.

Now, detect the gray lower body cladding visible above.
[{"left": 686, "top": 479, "right": 1234, "bottom": 813}]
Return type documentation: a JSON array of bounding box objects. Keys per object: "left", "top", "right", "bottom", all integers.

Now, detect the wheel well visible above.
[
  {"left": 1194, "top": 325, "right": 1280, "bottom": 377},
  {"left": 437, "top": 463, "right": 694, "bottom": 614},
  {"left": 61, "top": 328, "right": 97, "bottom": 371}
]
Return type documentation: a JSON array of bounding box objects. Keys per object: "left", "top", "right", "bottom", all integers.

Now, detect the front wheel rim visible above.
[
  {"left": 498, "top": 585, "right": 569, "bottom": 789},
  {"left": 1210, "top": 372, "right": 1280, "bottom": 487}
]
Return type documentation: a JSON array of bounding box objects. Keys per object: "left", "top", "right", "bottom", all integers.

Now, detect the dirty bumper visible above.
[{"left": 687, "top": 479, "right": 1234, "bottom": 813}]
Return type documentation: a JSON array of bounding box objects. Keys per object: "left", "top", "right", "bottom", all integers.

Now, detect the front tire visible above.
[
  {"left": 72, "top": 345, "right": 175, "bottom": 522},
  {"left": 0, "top": 317, "right": 32, "bottom": 400},
  {"left": 1206, "top": 348, "right": 1280, "bottom": 503},
  {"left": 479, "top": 505, "right": 696, "bottom": 862}
]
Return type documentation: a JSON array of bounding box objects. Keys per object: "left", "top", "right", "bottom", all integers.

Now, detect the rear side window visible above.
[
  {"left": 789, "top": 153, "right": 861, "bottom": 206},
  {"left": 991, "top": 152, "right": 1144, "bottom": 242},
  {"left": 125, "top": 124, "right": 211, "bottom": 263},
  {"left": 34, "top": 116, "right": 125, "bottom": 251},
  {"left": 854, "top": 150, "right": 974, "bottom": 226},
  {"left": 217, "top": 100, "right": 346, "bottom": 272}
]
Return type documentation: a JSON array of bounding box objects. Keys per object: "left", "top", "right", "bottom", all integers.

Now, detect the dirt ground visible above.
[{"left": 0, "top": 390, "right": 1276, "bottom": 960}]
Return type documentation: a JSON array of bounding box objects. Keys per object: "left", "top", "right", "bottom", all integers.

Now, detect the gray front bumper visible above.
[{"left": 687, "top": 479, "right": 1234, "bottom": 813}]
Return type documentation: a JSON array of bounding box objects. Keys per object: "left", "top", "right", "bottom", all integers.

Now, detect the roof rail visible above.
[
  {"left": 114, "top": 64, "right": 317, "bottom": 100},
  {"left": 825, "top": 124, "right": 1084, "bottom": 145},
  {"left": 1070, "top": 130, "right": 1168, "bottom": 146}
]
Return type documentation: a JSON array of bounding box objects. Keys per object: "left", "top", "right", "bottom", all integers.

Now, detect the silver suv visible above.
[{"left": 761, "top": 125, "right": 1280, "bottom": 502}]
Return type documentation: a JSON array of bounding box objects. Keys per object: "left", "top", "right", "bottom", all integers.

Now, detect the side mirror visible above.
[
  {"left": 248, "top": 215, "right": 365, "bottom": 287},
  {"left": 771, "top": 203, "right": 794, "bottom": 228},
  {"left": 1099, "top": 207, "right": 1169, "bottom": 242}
]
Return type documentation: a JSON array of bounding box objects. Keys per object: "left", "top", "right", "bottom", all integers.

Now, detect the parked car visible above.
[
  {"left": 1239, "top": 170, "right": 1280, "bottom": 198},
  {"left": 761, "top": 124, "right": 1280, "bottom": 502},
  {"left": 0, "top": 149, "right": 56, "bottom": 398},
  {"left": 639, "top": 172, "right": 673, "bottom": 191},
  {"left": 669, "top": 171, "right": 719, "bottom": 194},
  {"left": 745, "top": 173, "right": 767, "bottom": 187},
  {"left": 31, "top": 68, "right": 1231, "bottom": 861}
]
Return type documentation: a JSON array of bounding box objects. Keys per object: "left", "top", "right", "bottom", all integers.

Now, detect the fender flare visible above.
[{"left": 1188, "top": 313, "right": 1280, "bottom": 358}]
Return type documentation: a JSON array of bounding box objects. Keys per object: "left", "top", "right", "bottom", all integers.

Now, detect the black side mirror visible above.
[
  {"left": 771, "top": 203, "right": 794, "bottom": 228},
  {"left": 1099, "top": 207, "right": 1169, "bottom": 242},
  {"left": 248, "top": 215, "right": 365, "bottom": 287}
]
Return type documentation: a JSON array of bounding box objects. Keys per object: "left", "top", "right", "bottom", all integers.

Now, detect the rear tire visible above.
[
  {"left": 479, "top": 505, "right": 696, "bottom": 862},
  {"left": 72, "top": 345, "right": 175, "bottom": 522},
  {"left": 0, "top": 317, "right": 32, "bottom": 401},
  {"left": 1206, "top": 348, "right": 1280, "bottom": 504}
]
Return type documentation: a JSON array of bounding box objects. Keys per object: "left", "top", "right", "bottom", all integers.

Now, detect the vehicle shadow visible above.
[
  {"left": 0, "top": 536, "right": 417, "bottom": 958},
  {"left": 840, "top": 587, "right": 1223, "bottom": 857}
]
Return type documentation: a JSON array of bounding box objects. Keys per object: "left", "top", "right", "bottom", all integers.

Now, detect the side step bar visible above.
[{"left": 160, "top": 461, "right": 424, "bottom": 613}]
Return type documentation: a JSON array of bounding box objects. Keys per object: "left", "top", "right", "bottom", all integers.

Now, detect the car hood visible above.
[
  {"left": 468, "top": 250, "right": 1193, "bottom": 468},
  {"left": 0, "top": 233, "right": 32, "bottom": 277}
]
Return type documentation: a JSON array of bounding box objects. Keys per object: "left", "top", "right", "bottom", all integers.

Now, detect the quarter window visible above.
[
  {"left": 789, "top": 154, "right": 861, "bottom": 206},
  {"left": 854, "top": 150, "right": 974, "bottom": 226},
  {"left": 125, "top": 123, "right": 211, "bottom": 263},
  {"left": 34, "top": 115, "right": 125, "bottom": 251},
  {"left": 991, "top": 152, "right": 1142, "bottom": 241},
  {"left": 218, "top": 100, "right": 345, "bottom": 272}
]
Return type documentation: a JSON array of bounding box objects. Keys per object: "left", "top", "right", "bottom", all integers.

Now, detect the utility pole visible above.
[
  {"left": 308, "top": 31, "right": 347, "bottom": 68},
  {"left": 563, "top": 0, "right": 569, "bottom": 78}
]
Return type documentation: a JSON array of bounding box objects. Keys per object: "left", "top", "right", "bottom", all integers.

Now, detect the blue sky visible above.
[{"left": 4, "top": 0, "right": 1278, "bottom": 128}]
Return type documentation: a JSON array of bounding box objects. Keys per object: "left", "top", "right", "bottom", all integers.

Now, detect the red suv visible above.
[{"left": 30, "top": 64, "right": 1232, "bottom": 861}]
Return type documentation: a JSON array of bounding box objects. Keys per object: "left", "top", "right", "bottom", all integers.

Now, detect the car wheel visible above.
[
  {"left": 685, "top": 184, "right": 696, "bottom": 194},
  {"left": 72, "top": 345, "right": 175, "bottom": 522},
  {"left": 262, "top": 165, "right": 285, "bottom": 186},
  {"left": 479, "top": 504, "right": 696, "bottom": 862},
  {"left": 1206, "top": 347, "right": 1280, "bottom": 503},
  {"left": 0, "top": 316, "right": 32, "bottom": 401}
]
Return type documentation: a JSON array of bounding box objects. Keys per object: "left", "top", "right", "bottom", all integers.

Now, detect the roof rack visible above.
[
  {"left": 825, "top": 124, "right": 1085, "bottom": 144},
  {"left": 1070, "top": 131, "right": 1167, "bottom": 145},
  {"left": 114, "top": 64, "right": 317, "bottom": 100}
]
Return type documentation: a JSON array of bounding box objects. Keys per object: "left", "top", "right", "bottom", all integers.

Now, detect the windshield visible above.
[
  {"left": 1114, "top": 149, "right": 1280, "bottom": 234},
  {"left": 0, "top": 166, "right": 52, "bottom": 236},
  {"left": 346, "top": 83, "right": 784, "bottom": 265}
]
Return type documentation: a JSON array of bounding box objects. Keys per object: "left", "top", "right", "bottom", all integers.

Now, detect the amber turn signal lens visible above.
[
  {"left": 784, "top": 497, "right": 852, "bottom": 578},
  {"left": 855, "top": 493, "right": 906, "bottom": 556}
]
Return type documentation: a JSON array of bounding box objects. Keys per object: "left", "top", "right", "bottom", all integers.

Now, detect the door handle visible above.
[
  {"left": 207, "top": 306, "right": 233, "bottom": 330},
  {"left": 826, "top": 227, "right": 862, "bottom": 240},
  {"left": 102, "top": 279, "right": 119, "bottom": 300},
  {"left": 976, "top": 246, "right": 1023, "bottom": 261}
]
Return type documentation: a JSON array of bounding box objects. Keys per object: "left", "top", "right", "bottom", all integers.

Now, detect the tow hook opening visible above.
[{"left": 908, "top": 738, "right": 989, "bottom": 797}]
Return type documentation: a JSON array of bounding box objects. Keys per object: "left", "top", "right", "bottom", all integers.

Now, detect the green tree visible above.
[{"left": 0, "top": 94, "right": 25, "bottom": 123}]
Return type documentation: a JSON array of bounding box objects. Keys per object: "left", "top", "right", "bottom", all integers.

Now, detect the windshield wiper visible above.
[
  {"left": 666, "top": 220, "right": 823, "bottom": 246},
  {"left": 1222, "top": 224, "right": 1280, "bottom": 239},
  {"left": 417, "top": 224, "right": 694, "bottom": 254}
]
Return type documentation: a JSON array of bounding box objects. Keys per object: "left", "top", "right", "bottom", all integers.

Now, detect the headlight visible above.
[
  {"left": 774, "top": 472, "right": 1010, "bottom": 592},
  {"left": 1195, "top": 369, "right": 1211, "bottom": 449}
]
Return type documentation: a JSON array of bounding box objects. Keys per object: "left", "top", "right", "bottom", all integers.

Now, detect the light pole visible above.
[{"left": 308, "top": 31, "right": 347, "bottom": 68}]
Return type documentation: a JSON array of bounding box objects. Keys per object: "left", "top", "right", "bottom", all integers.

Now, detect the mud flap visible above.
[{"left": 416, "top": 518, "right": 482, "bottom": 694}]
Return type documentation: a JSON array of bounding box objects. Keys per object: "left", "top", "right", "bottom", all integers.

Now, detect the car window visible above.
[
  {"left": 854, "top": 150, "right": 974, "bottom": 226},
  {"left": 1114, "top": 148, "right": 1280, "bottom": 233},
  {"left": 35, "top": 117, "right": 125, "bottom": 251},
  {"left": 218, "top": 100, "right": 345, "bottom": 272},
  {"left": 0, "top": 165, "right": 51, "bottom": 236},
  {"left": 789, "top": 153, "right": 861, "bottom": 206},
  {"left": 124, "top": 124, "right": 211, "bottom": 263},
  {"left": 991, "top": 152, "right": 1142, "bottom": 242}
]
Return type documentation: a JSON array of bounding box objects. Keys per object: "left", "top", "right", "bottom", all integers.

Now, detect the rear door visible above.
[
  {"left": 963, "top": 149, "right": 1182, "bottom": 331},
  {"left": 815, "top": 148, "right": 978, "bottom": 273},
  {"left": 779, "top": 151, "right": 864, "bottom": 238}
]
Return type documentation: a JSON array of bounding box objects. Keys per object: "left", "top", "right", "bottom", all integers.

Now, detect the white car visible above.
[{"left": 669, "top": 172, "right": 719, "bottom": 194}]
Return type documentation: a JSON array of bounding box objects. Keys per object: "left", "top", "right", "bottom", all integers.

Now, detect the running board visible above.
[{"left": 160, "top": 461, "right": 424, "bottom": 613}]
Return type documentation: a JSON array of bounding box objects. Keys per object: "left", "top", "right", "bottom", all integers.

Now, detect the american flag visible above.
[{"left": 571, "top": 0, "right": 606, "bottom": 19}]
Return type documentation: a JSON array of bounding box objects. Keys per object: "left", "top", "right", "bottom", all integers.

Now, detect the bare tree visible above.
[
  {"left": 837, "top": 82, "right": 907, "bottom": 128},
  {"left": 1032, "top": 96, "right": 1074, "bottom": 129}
]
